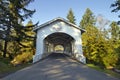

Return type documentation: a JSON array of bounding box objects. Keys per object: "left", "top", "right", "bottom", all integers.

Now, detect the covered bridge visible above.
[{"left": 33, "top": 17, "right": 86, "bottom": 64}]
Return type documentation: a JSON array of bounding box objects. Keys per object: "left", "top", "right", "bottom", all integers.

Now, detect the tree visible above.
[
  {"left": 21, "top": 20, "right": 35, "bottom": 49},
  {"left": 109, "top": 21, "right": 120, "bottom": 69},
  {"left": 111, "top": 0, "right": 120, "bottom": 24},
  {"left": 0, "top": 0, "right": 35, "bottom": 58},
  {"left": 80, "top": 8, "right": 96, "bottom": 63},
  {"left": 67, "top": 8, "right": 76, "bottom": 24},
  {"left": 80, "top": 9, "right": 118, "bottom": 68},
  {"left": 115, "top": 40, "right": 120, "bottom": 69},
  {"left": 82, "top": 26, "right": 100, "bottom": 63},
  {"left": 96, "top": 14, "right": 110, "bottom": 31},
  {"left": 80, "top": 8, "right": 95, "bottom": 29},
  {"left": 0, "top": 40, "right": 4, "bottom": 57},
  {"left": 82, "top": 25, "right": 118, "bottom": 68},
  {"left": 11, "top": 20, "right": 36, "bottom": 65},
  {"left": 110, "top": 21, "right": 120, "bottom": 40}
]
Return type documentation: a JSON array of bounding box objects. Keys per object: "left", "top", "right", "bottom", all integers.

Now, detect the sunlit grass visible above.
[{"left": 87, "top": 64, "right": 120, "bottom": 79}]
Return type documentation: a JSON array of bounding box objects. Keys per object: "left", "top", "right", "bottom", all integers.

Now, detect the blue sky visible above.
[{"left": 26, "top": 0, "right": 119, "bottom": 25}]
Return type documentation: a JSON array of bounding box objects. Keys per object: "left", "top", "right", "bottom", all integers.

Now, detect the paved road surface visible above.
[{"left": 1, "top": 53, "right": 120, "bottom": 80}]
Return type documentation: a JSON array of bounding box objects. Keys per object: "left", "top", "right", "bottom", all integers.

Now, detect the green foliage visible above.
[
  {"left": 82, "top": 26, "right": 102, "bottom": 64},
  {"left": 10, "top": 41, "right": 35, "bottom": 66},
  {"left": 11, "top": 44, "right": 35, "bottom": 66},
  {"left": 80, "top": 8, "right": 119, "bottom": 68},
  {"left": 114, "top": 40, "right": 120, "bottom": 69},
  {"left": 80, "top": 8, "right": 96, "bottom": 29},
  {"left": 11, "top": 20, "right": 35, "bottom": 65},
  {"left": 0, "top": 58, "right": 12, "bottom": 73},
  {"left": 82, "top": 25, "right": 118, "bottom": 68},
  {"left": 103, "top": 52, "right": 118, "bottom": 68},
  {"left": 0, "top": 0, "right": 35, "bottom": 58},
  {"left": 111, "top": 0, "right": 120, "bottom": 24},
  {"left": 11, "top": 51, "right": 33, "bottom": 66},
  {"left": 87, "top": 64, "right": 120, "bottom": 79},
  {"left": 110, "top": 21, "right": 120, "bottom": 40},
  {"left": 67, "top": 8, "right": 76, "bottom": 24},
  {"left": 0, "top": 57, "right": 31, "bottom": 77},
  {"left": 4, "top": 41, "right": 19, "bottom": 59},
  {"left": 0, "top": 40, "right": 4, "bottom": 56}
]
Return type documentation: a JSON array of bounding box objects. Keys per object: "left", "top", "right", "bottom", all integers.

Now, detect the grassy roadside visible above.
[
  {"left": 87, "top": 64, "right": 120, "bottom": 79},
  {"left": 0, "top": 58, "right": 31, "bottom": 78}
]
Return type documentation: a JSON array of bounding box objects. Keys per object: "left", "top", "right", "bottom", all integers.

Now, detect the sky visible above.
[{"left": 26, "top": 0, "right": 119, "bottom": 26}]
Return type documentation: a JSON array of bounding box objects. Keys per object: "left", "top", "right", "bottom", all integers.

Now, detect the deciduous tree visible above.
[{"left": 110, "top": 21, "right": 120, "bottom": 40}]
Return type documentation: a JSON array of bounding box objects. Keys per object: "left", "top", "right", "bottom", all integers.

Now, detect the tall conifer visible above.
[
  {"left": 0, "top": 0, "right": 35, "bottom": 58},
  {"left": 80, "top": 8, "right": 95, "bottom": 29},
  {"left": 67, "top": 8, "right": 76, "bottom": 24}
]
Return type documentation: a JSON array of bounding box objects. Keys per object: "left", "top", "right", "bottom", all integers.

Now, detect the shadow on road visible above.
[{"left": 2, "top": 53, "right": 119, "bottom": 80}]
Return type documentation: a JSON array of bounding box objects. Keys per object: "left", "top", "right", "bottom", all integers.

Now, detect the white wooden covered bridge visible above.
[{"left": 33, "top": 17, "right": 86, "bottom": 64}]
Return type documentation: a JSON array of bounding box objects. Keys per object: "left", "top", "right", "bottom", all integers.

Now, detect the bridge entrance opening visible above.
[
  {"left": 33, "top": 18, "right": 86, "bottom": 63},
  {"left": 54, "top": 45, "right": 64, "bottom": 53},
  {"left": 43, "top": 32, "right": 75, "bottom": 57}
]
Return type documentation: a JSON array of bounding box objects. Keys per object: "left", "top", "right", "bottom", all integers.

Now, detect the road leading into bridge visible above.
[{"left": 2, "top": 53, "right": 119, "bottom": 80}]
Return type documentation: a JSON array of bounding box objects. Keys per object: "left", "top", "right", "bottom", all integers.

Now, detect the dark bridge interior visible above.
[
  {"left": 45, "top": 32, "right": 74, "bottom": 45},
  {"left": 43, "top": 32, "right": 75, "bottom": 57},
  {"left": 46, "top": 52, "right": 70, "bottom": 59}
]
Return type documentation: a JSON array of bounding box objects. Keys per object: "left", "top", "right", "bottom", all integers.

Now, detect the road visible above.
[{"left": 1, "top": 53, "right": 120, "bottom": 80}]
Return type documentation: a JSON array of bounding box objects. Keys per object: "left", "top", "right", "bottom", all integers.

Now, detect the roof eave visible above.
[{"left": 33, "top": 17, "right": 86, "bottom": 33}]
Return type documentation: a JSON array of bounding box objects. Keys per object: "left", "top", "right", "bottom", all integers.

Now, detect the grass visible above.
[
  {"left": 0, "top": 58, "right": 31, "bottom": 78},
  {"left": 87, "top": 64, "right": 120, "bottom": 79}
]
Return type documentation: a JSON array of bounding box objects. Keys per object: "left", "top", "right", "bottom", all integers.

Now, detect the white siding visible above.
[{"left": 33, "top": 20, "right": 86, "bottom": 64}]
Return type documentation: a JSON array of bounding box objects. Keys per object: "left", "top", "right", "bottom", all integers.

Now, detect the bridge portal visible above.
[
  {"left": 43, "top": 32, "right": 74, "bottom": 56},
  {"left": 33, "top": 17, "right": 86, "bottom": 64}
]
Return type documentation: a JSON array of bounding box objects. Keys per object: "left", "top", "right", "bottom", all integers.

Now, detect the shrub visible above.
[
  {"left": 103, "top": 53, "right": 118, "bottom": 69},
  {"left": 11, "top": 48, "right": 35, "bottom": 66}
]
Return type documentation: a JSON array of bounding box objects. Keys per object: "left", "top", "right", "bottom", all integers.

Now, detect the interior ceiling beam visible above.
[
  {"left": 46, "top": 36, "right": 73, "bottom": 42},
  {"left": 49, "top": 37, "right": 70, "bottom": 42},
  {"left": 45, "top": 33, "right": 74, "bottom": 44}
]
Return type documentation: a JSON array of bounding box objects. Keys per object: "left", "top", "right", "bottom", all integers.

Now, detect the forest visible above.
[{"left": 67, "top": 7, "right": 120, "bottom": 70}]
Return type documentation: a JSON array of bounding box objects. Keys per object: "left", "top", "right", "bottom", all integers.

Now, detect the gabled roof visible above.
[{"left": 34, "top": 17, "right": 85, "bottom": 33}]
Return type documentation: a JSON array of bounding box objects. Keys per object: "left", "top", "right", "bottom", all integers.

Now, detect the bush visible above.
[
  {"left": 11, "top": 52, "right": 33, "bottom": 66},
  {"left": 103, "top": 53, "right": 118, "bottom": 69}
]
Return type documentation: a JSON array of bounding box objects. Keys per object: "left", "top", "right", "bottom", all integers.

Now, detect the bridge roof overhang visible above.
[{"left": 33, "top": 17, "right": 85, "bottom": 34}]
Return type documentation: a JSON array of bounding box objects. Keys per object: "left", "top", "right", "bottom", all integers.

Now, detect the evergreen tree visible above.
[
  {"left": 80, "top": 9, "right": 118, "bottom": 68},
  {"left": 82, "top": 25, "right": 118, "bottom": 68},
  {"left": 111, "top": 0, "right": 120, "bottom": 24},
  {"left": 11, "top": 20, "right": 36, "bottom": 65},
  {"left": 67, "top": 8, "right": 76, "bottom": 24},
  {"left": 80, "top": 8, "right": 95, "bottom": 29},
  {"left": 0, "top": 0, "right": 35, "bottom": 58},
  {"left": 21, "top": 20, "right": 35, "bottom": 48}
]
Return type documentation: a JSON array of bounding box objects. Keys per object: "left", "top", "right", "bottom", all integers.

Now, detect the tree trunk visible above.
[{"left": 3, "top": 39, "right": 8, "bottom": 58}]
